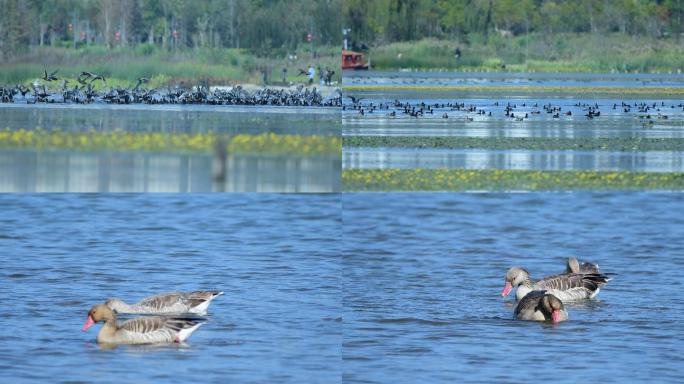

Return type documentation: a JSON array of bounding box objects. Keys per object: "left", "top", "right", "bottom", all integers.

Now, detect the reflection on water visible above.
[
  {"left": 0, "top": 150, "right": 340, "bottom": 192},
  {"left": 0, "top": 104, "right": 339, "bottom": 135},
  {"left": 344, "top": 147, "right": 684, "bottom": 173},
  {"left": 343, "top": 74, "right": 684, "bottom": 176},
  {"left": 0, "top": 104, "right": 341, "bottom": 192}
]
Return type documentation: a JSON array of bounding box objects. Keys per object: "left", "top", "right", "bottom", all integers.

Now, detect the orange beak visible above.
[{"left": 551, "top": 310, "right": 561, "bottom": 323}]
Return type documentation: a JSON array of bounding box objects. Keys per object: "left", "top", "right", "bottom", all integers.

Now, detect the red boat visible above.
[{"left": 342, "top": 50, "right": 369, "bottom": 70}]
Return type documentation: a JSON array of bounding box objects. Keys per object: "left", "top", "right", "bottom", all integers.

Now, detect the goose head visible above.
[
  {"left": 82, "top": 304, "right": 115, "bottom": 332},
  {"left": 541, "top": 294, "right": 565, "bottom": 323},
  {"left": 566, "top": 257, "right": 581, "bottom": 273},
  {"left": 501, "top": 267, "right": 529, "bottom": 297}
]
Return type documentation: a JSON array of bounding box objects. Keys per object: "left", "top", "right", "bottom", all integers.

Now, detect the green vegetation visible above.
[
  {"left": 1, "top": 0, "right": 340, "bottom": 57},
  {"left": 343, "top": 0, "right": 684, "bottom": 73},
  {"left": 0, "top": 46, "right": 339, "bottom": 86},
  {"left": 343, "top": 169, "right": 684, "bottom": 191},
  {"left": 0, "top": 129, "right": 341, "bottom": 156},
  {"left": 365, "top": 35, "right": 684, "bottom": 73},
  {"left": 0, "top": 0, "right": 341, "bottom": 85},
  {"left": 344, "top": 137, "right": 684, "bottom": 152}
]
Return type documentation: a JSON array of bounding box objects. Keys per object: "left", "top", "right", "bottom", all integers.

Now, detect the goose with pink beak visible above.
[
  {"left": 501, "top": 266, "right": 610, "bottom": 302},
  {"left": 82, "top": 304, "right": 204, "bottom": 344},
  {"left": 514, "top": 290, "right": 568, "bottom": 323}
]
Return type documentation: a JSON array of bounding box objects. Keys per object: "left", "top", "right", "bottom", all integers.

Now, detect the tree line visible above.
[
  {"left": 0, "top": 0, "right": 341, "bottom": 60},
  {"left": 343, "top": 0, "right": 684, "bottom": 45}
]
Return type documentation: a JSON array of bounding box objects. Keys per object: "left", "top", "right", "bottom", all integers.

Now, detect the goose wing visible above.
[
  {"left": 119, "top": 316, "right": 168, "bottom": 334},
  {"left": 118, "top": 316, "right": 202, "bottom": 343},
  {"left": 182, "top": 290, "right": 222, "bottom": 308},
  {"left": 136, "top": 292, "right": 184, "bottom": 311},
  {"left": 536, "top": 273, "right": 610, "bottom": 300},
  {"left": 514, "top": 290, "right": 545, "bottom": 317},
  {"left": 535, "top": 272, "right": 609, "bottom": 291}
]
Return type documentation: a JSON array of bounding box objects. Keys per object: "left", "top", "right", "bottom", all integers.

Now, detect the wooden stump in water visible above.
[{"left": 213, "top": 136, "right": 228, "bottom": 192}]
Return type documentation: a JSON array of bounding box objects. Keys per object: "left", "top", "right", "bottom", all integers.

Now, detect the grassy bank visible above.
[
  {"left": 0, "top": 45, "right": 340, "bottom": 87},
  {"left": 344, "top": 137, "right": 684, "bottom": 151},
  {"left": 366, "top": 33, "right": 684, "bottom": 73},
  {"left": 343, "top": 169, "right": 684, "bottom": 191},
  {"left": 0, "top": 129, "right": 341, "bottom": 156}
]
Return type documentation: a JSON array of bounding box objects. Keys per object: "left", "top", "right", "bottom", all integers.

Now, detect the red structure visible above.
[{"left": 342, "top": 50, "right": 369, "bottom": 70}]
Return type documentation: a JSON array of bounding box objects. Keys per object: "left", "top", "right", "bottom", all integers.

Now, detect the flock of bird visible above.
[
  {"left": 345, "top": 96, "right": 682, "bottom": 123},
  {"left": 503, "top": 257, "right": 613, "bottom": 323},
  {"left": 0, "top": 69, "right": 341, "bottom": 107},
  {"left": 82, "top": 290, "right": 222, "bottom": 344}
]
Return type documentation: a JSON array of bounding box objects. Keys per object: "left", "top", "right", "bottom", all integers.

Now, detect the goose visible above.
[
  {"left": 82, "top": 304, "right": 204, "bottom": 344},
  {"left": 501, "top": 267, "right": 610, "bottom": 302},
  {"left": 514, "top": 290, "right": 568, "bottom": 323},
  {"left": 566, "top": 257, "right": 600, "bottom": 274},
  {"left": 105, "top": 291, "right": 223, "bottom": 315}
]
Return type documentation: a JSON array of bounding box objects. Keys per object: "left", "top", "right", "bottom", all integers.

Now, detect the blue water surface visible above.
[
  {"left": 0, "top": 194, "right": 341, "bottom": 383},
  {"left": 342, "top": 192, "right": 684, "bottom": 383}
]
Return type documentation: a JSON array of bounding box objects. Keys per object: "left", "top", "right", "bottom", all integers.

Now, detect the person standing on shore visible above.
[{"left": 308, "top": 65, "right": 315, "bottom": 85}]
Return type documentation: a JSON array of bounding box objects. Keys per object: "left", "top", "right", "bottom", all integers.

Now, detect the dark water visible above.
[
  {"left": 0, "top": 104, "right": 340, "bottom": 192},
  {"left": 0, "top": 194, "right": 341, "bottom": 383},
  {"left": 342, "top": 192, "right": 684, "bottom": 383}
]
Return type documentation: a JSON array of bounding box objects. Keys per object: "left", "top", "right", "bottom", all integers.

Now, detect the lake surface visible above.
[
  {"left": 342, "top": 192, "right": 684, "bottom": 383},
  {"left": 0, "top": 104, "right": 340, "bottom": 192},
  {"left": 343, "top": 96, "right": 684, "bottom": 139},
  {"left": 0, "top": 104, "right": 338, "bottom": 135},
  {"left": 343, "top": 72, "right": 684, "bottom": 174},
  {"left": 0, "top": 150, "right": 339, "bottom": 192},
  {"left": 343, "top": 71, "right": 684, "bottom": 87},
  {"left": 345, "top": 147, "right": 684, "bottom": 172},
  {"left": 0, "top": 194, "right": 341, "bottom": 383}
]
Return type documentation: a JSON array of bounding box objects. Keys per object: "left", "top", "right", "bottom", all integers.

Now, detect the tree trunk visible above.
[
  {"left": 104, "top": 3, "right": 111, "bottom": 48},
  {"left": 40, "top": 23, "right": 46, "bottom": 46}
]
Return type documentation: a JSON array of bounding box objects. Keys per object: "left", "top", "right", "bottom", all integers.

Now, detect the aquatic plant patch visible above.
[
  {"left": 342, "top": 169, "right": 684, "bottom": 191},
  {"left": 343, "top": 136, "right": 684, "bottom": 151},
  {"left": 0, "top": 129, "right": 341, "bottom": 156}
]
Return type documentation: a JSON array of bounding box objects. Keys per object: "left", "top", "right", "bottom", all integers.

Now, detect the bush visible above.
[{"left": 135, "top": 43, "right": 156, "bottom": 56}]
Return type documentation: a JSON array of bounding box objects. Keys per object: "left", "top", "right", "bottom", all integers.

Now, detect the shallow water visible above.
[
  {"left": 0, "top": 194, "right": 341, "bottom": 383},
  {"left": 0, "top": 104, "right": 341, "bottom": 192},
  {"left": 0, "top": 150, "right": 340, "bottom": 192},
  {"left": 343, "top": 96, "right": 684, "bottom": 139},
  {"left": 342, "top": 192, "right": 684, "bottom": 383},
  {"left": 0, "top": 104, "right": 339, "bottom": 135},
  {"left": 343, "top": 71, "right": 684, "bottom": 87},
  {"left": 343, "top": 72, "right": 684, "bottom": 174},
  {"left": 344, "top": 147, "right": 684, "bottom": 172}
]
